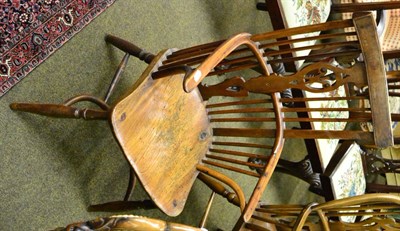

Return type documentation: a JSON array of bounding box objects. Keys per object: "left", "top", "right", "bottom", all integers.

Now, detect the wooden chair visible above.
[
  {"left": 52, "top": 215, "right": 202, "bottom": 231},
  {"left": 10, "top": 13, "right": 393, "bottom": 230},
  {"left": 53, "top": 195, "right": 400, "bottom": 231},
  {"left": 256, "top": 0, "right": 400, "bottom": 71},
  {"left": 239, "top": 193, "right": 400, "bottom": 230}
]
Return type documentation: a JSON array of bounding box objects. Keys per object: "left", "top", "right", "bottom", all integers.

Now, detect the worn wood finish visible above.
[
  {"left": 354, "top": 14, "right": 393, "bottom": 147},
  {"left": 197, "top": 173, "right": 241, "bottom": 207},
  {"left": 239, "top": 194, "right": 400, "bottom": 230},
  {"left": 10, "top": 94, "right": 111, "bottom": 120},
  {"left": 9, "top": 103, "right": 109, "bottom": 120},
  {"left": 105, "top": 34, "right": 155, "bottom": 64},
  {"left": 53, "top": 215, "right": 202, "bottom": 231},
  {"left": 183, "top": 33, "right": 269, "bottom": 93},
  {"left": 111, "top": 70, "right": 211, "bottom": 216}
]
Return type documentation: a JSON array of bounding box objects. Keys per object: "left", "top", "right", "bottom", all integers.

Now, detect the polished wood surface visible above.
[
  {"left": 112, "top": 54, "right": 211, "bottom": 216},
  {"left": 53, "top": 215, "right": 202, "bottom": 231},
  {"left": 239, "top": 193, "right": 400, "bottom": 230}
]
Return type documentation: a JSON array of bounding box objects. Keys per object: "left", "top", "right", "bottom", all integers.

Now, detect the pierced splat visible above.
[
  {"left": 243, "top": 62, "right": 369, "bottom": 94},
  {"left": 198, "top": 76, "right": 248, "bottom": 100}
]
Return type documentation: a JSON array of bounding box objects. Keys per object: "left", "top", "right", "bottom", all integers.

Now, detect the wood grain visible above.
[{"left": 111, "top": 70, "right": 211, "bottom": 216}]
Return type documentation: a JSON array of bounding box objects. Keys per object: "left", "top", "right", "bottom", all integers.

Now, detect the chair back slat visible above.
[
  {"left": 260, "top": 31, "right": 358, "bottom": 49},
  {"left": 212, "top": 141, "right": 272, "bottom": 149},
  {"left": 205, "top": 154, "right": 265, "bottom": 169},
  {"left": 251, "top": 19, "right": 354, "bottom": 41},
  {"left": 202, "top": 160, "right": 260, "bottom": 177},
  {"left": 264, "top": 41, "right": 360, "bottom": 58},
  {"left": 213, "top": 128, "right": 276, "bottom": 138},
  {"left": 168, "top": 40, "right": 224, "bottom": 58},
  {"left": 209, "top": 148, "right": 271, "bottom": 160}
]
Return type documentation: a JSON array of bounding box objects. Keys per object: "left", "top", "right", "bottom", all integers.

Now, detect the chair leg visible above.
[
  {"left": 9, "top": 103, "right": 108, "bottom": 120},
  {"left": 104, "top": 53, "right": 130, "bottom": 103},
  {"left": 105, "top": 34, "right": 155, "bottom": 64},
  {"left": 123, "top": 167, "right": 136, "bottom": 201},
  {"left": 256, "top": 2, "right": 267, "bottom": 11},
  {"left": 199, "top": 192, "right": 216, "bottom": 229}
]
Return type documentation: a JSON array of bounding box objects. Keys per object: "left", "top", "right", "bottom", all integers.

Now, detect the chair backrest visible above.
[
  {"left": 156, "top": 12, "right": 392, "bottom": 147},
  {"left": 148, "top": 12, "right": 393, "bottom": 227},
  {"left": 242, "top": 193, "right": 400, "bottom": 231}
]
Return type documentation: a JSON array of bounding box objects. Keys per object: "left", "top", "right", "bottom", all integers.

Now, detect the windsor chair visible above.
[
  {"left": 52, "top": 215, "right": 203, "bottom": 231},
  {"left": 256, "top": 0, "right": 400, "bottom": 71},
  {"left": 52, "top": 194, "right": 400, "bottom": 231},
  {"left": 10, "top": 13, "right": 392, "bottom": 229},
  {"left": 240, "top": 193, "right": 400, "bottom": 230}
]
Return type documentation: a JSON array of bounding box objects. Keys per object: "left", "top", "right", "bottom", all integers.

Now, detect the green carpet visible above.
[{"left": 0, "top": 1, "right": 321, "bottom": 230}]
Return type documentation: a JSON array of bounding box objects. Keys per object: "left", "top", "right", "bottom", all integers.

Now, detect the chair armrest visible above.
[{"left": 183, "top": 33, "right": 270, "bottom": 92}]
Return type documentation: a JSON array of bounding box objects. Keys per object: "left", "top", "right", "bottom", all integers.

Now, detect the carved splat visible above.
[
  {"left": 198, "top": 76, "right": 248, "bottom": 100},
  {"left": 364, "top": 150, "right": 400, "bottom": 175},
  {"left": 198, "top": 62, "right": 370, "bottom": 100},
  {"left": 243, "top": 62, "right": 369, "bottom": 94}
]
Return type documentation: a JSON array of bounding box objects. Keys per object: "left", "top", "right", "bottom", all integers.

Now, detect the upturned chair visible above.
[
  {"left": 10, "top": 13, "right": 393, "bottom": 229},
  {"left": 240, "top": 193, "right": 400, "bottom": 230}
]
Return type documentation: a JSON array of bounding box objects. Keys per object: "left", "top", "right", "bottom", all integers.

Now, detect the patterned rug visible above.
[{"left": 0, "top": 0, "right": 116, "bottom": 97}]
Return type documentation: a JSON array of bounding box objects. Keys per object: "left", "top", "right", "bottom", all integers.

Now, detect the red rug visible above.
[{"left": 0, "top": 0, "right": 116, "bottom": 97}]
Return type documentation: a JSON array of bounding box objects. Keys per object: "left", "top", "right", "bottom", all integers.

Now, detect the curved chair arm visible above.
[
  {"left": 196, "top": 164, "right": 246, "bottom": 212},
  {"left": 293, "top": 202, "right": 319, "bottom": 231},
  {"left": 197, "top": 172, "right": 241, "bottom": 207},
  {"left": 315, "top": 193, "right": 400, "bottom": 210},
  {"left": 241, "top": 93, "right": 285, "bottom": 223},
  {"left": 183, "top": 33, "right": 270, "bottom": 93}
]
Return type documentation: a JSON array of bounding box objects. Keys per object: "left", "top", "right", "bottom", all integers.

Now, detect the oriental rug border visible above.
[{"left": 0, "top": 0, "right": 116, "bottom": 97}]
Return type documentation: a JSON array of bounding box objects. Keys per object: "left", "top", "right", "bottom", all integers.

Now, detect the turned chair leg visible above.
[
  {"left": 105, "top": 34, "right": 155, "bottom": 64},
  {"left": 10, "top": 95, "right": 110, "bottom": 120},
  {"left": 9, "top": 103, "right": 109, "bottom": 120}
]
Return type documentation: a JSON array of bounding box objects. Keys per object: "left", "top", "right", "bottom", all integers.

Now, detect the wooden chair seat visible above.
[{"left": 111, "top": 50, "right": 211, "bottom": 216}]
